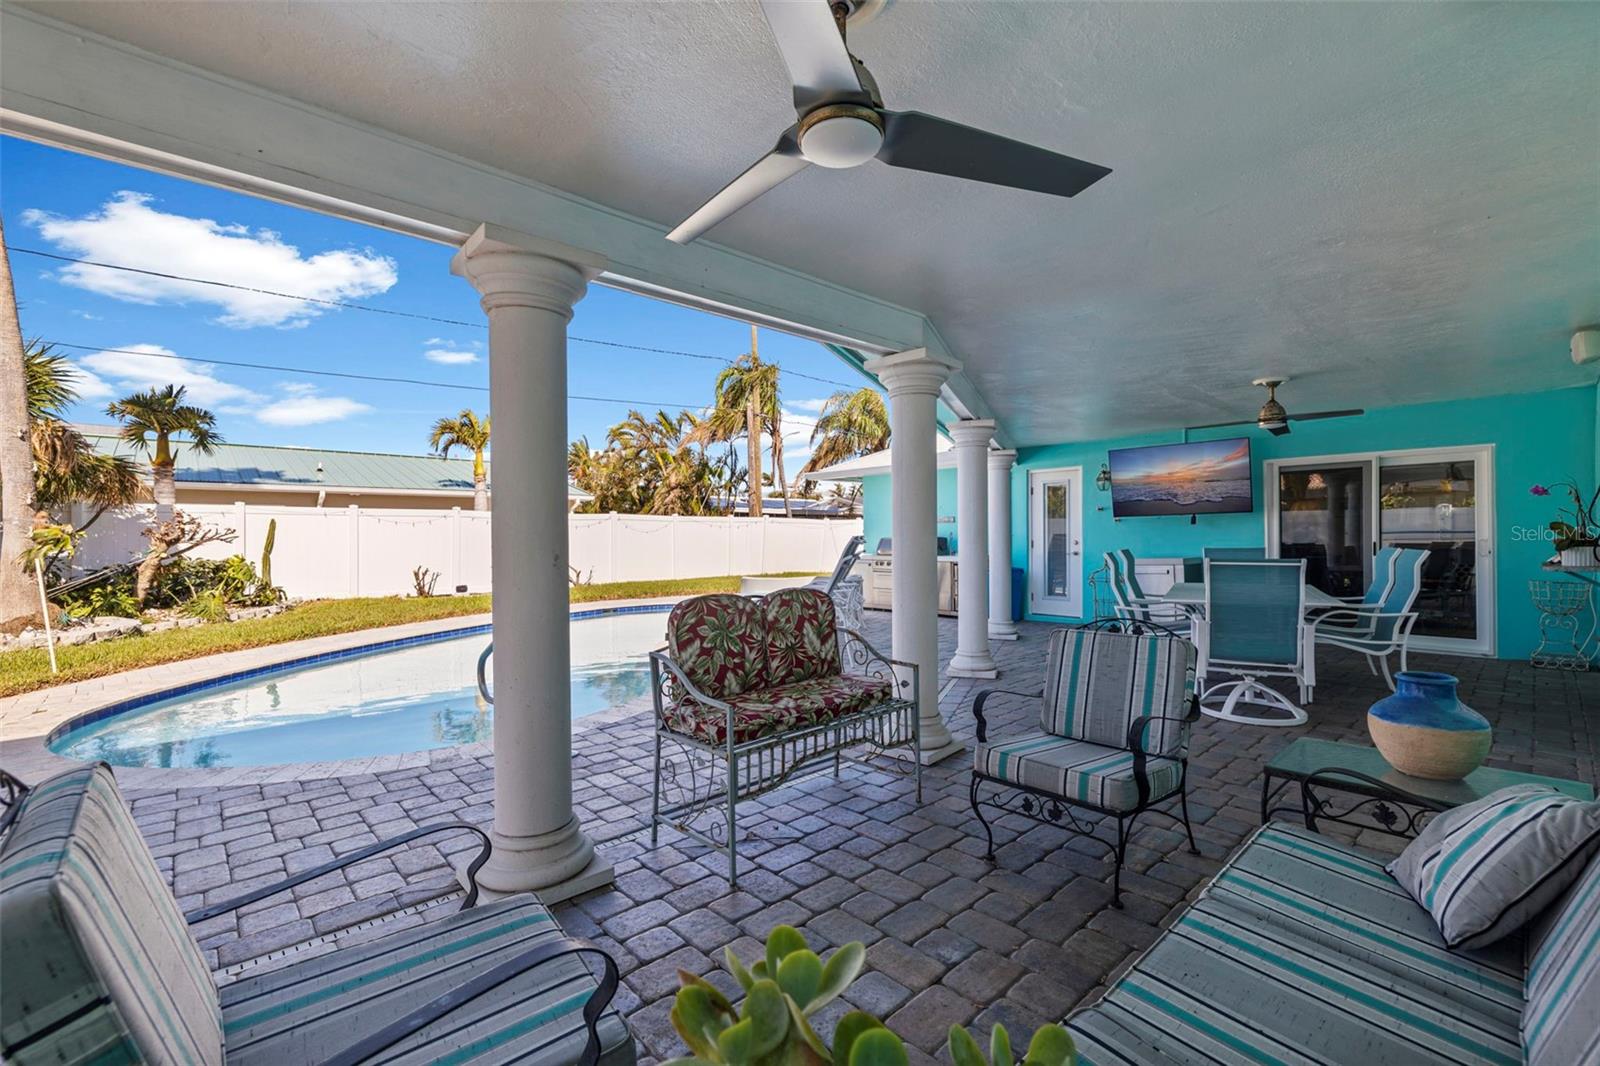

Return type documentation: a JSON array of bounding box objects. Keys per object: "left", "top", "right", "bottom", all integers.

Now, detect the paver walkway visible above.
[{"left": 18, "top": 613, "right": 1600, "bottom": 1064}]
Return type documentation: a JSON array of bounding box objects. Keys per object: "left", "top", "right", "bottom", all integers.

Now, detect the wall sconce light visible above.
[{"left": 1095, "top": 464, "right": 1112, "bottom": 492}]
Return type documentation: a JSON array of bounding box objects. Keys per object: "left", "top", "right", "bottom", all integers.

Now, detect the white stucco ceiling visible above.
[{"left": 15, "top": 1, "right": 1600, "bottom": 446}]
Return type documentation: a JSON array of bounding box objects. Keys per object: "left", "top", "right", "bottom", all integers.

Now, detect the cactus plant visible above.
[
  {"left": 259, "top": 518, "right": 276, "bottom": 590},
  {"left": 666, "top": 926, "right": 1074, "bottom": 1066}
]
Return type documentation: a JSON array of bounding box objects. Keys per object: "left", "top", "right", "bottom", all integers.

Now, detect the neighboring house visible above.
[{"left": 77, "top": 427, "right": 590, "bottom": 510}]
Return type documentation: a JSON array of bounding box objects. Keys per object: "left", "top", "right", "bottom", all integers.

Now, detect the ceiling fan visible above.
[
  {"left": 1188, "top": 378, "right": 1364, "bottom": 437},
  {"left": 666, "top": 0, "right": 1112, "bottom": 244}
]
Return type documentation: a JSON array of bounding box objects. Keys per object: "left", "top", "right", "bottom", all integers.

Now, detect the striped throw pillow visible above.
[{"left": 1387, "top": 784, "right": 1600, "bottom": 950}]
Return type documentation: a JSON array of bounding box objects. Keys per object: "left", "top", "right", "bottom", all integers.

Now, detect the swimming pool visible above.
[{"left": 48, "top": 607, "right": 671, "bottom": 769}]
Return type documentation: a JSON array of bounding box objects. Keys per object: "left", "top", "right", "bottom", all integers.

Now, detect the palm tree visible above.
[
  {"left": 106, "top": 384, "right": 223, "bottom": 521},
  {"left": 694, "top": 326, "right": 790, "bottom": 517},
  {"left": 27, "top": 343, "right": 145, "bottom": 525},
  {"left": 429, "top": 409, "right": 491, "bottom": 511},
  {"left": 0, "top": 217, "right": 34, "bottom": 626},
  {"left": 799, "top": 387, "right": 891, "bottom": 475}
]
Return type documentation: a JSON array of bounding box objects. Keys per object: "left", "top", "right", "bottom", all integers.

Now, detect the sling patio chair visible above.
[
  {"left": 968, "top": 618, "right": 1201, "bottom": 907},
  {"left": 1197, "top": 557, "right": 1311, "bottom": 726},
  {"left": 1313, "top": 547, "right": 1430, "bottom": 689}
]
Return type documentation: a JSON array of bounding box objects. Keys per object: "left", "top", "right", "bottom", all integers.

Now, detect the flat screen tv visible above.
[{"left": 1108, "top": 437, "right": 1253, "bottom": 518}]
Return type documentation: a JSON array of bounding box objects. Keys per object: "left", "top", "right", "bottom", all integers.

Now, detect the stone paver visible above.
[{"left": 16, "top": 611, "right": 1599, "bottom": 1064}]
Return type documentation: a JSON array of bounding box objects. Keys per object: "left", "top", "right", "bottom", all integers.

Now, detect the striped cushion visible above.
[
  {"left": 1068, "top": 822, "right": 1525, "bottom": 1066},
  {"left": 1040, "top": 627, "right": 1196, "bottom": 757},
  {"left": 220, "top": 894, "right": 634, "bottom": 1066},
  {"left": 1388, "top": 784, "right": 1600, "bottom": 950},
  {"left": 975, "top": 733, "right": 1183, "bottom": 812},
  {"left": 1522, "top": 852, "right": 1600, "bottom": 1065},
  {"left": 0, "top": 764, "right": 224, "bottom": 1066}
]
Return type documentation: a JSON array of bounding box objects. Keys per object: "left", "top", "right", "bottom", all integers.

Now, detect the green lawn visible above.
[{"left": 1, "top": 574, "right": 821, "bottom": 698}]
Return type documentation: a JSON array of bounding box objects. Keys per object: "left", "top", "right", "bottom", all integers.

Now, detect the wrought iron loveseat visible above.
[
  {"left": 650, "top": 588, "right": 919, "bottom": 885},
  {"left": 1066, "top": 818, "right": 1600, "bottom": 1065},
  {"left": 969, "top": 619, "right": 1201, "bottom": 906},
  {"left": 0, "top": 764, "right": 633, "bottom": 1066}
]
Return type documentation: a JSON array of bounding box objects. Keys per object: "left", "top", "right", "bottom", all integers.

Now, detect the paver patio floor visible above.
[{"left": 110, "top": 613, "right": 1600, "bottom": 1064}]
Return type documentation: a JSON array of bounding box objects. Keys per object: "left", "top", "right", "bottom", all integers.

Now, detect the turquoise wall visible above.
[
  {"left": 863, "top": 384, "right": 1595, "bottom": 660},
  {"left": 864, "top": 467, "right": 957, "bottom": 552}
]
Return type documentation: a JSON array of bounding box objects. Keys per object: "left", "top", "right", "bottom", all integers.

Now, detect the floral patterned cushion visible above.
[
  {"left": 663, "top": 675, "right": 895, "bottom": 746},
  {"left": 667, "top": 594, "right": 769, "bottom": 700},
  {"left": 762, "top": 588, "right": 843, "bottom": 687}
]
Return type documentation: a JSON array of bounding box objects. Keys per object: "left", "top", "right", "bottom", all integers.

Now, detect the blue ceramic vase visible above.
[{"left": 1367, "top": 671, "right": 1492, "bottom": 780}]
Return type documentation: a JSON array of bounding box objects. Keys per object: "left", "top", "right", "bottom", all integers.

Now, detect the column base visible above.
[
  {"left": 946, "top": 653, "right": 999, "bottom": 679},
  {"left": 466, "top": 815, "right": 615, "bottom": 902},
  {"left": 988, "top": 623, "right": 1021, "bottom": 642},
  {"left": 883, "top": 737, "right": 967, "bottom": 766}
]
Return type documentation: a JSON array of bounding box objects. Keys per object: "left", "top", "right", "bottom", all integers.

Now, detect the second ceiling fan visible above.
[
  {"left": 666, "top": 0, "right": 1113, "bottom": 244},
  {"left": 1188, "top": 378, "right": 1364, "bottom": 437}
]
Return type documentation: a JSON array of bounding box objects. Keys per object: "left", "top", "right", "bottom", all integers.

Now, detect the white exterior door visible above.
[{"left": 1028, "top": 467, "right": 1083, "bottom": 617}]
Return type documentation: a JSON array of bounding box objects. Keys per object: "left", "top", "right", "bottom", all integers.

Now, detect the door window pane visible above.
[
  {"left": 1045, "top": 484, "right": 1068, "bottom": 596},
  {"left": 1277, "top": 465, "right": 1370, "bottom": 597},
  {"left": 1379, "top": 460, "right": 1476, "bottom": 640}
]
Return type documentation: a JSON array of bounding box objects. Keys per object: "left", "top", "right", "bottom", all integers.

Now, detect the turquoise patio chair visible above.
[
  {"left": 1105, "top": 549, "right": 1190, "bottom": 636},
  {"left": 1199, "top": 558, "right": 1309, "bottom": 726},
  {"left": 1203, "top": 547, "right": 1266, "bottom": 561},
  {"left": 1312, "top": 547, "right": 1429, "bottom": 689}
]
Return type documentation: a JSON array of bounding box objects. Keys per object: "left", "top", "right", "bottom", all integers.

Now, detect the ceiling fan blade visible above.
[
  {"left": 758, "top": 0, "right": 865, "bottom": 110},
  {"left": 1287, "top": 409, "right": 1365, "bottom": 422},
  {"left": 1185, "top": 418, "right": 1254, "bottom": 432},
  {"left": 876, "top": 111, "right": 1112, "bottom": 198},
  {"left": 666, "top": 129, "right": 809, "bottom": 245}
]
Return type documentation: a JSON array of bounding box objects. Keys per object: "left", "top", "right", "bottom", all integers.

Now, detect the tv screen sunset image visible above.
[{"left": 1108, "top": 438, "right": 1253, "bottom": 517}]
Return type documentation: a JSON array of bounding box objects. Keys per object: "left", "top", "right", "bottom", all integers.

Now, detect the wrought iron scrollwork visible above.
[{"left": 1300, "top": 768, "right": 1447, "bottom": 838}]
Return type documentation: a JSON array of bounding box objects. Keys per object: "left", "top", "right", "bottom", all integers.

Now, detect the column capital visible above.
[
  {"left": 451, "top": 223, "right": 607, "bottom": 316},
  {"left": 948, "top": 420, "right": 997, "bottom": 448},
  {"left": 864, "top": 348, "right": 961, "bottom": 398},
  {"left": 986, "top": 449, "right": 1018, "bottom": 470}
]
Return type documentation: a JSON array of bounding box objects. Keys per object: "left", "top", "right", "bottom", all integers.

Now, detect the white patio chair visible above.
[
  {"left": 1197, "top": 558, "right": 1310, "bottom": 726},
  {"left": 1106, "top": 549, "right": 1191, "bottom": 637},
  {"left": 1312, "top": 547, "right": 1430, "bottom": 689}
]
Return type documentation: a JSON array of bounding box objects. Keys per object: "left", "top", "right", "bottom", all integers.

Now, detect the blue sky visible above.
[{"left": 1, "top": 136, "right": 871, "bottom": 477}]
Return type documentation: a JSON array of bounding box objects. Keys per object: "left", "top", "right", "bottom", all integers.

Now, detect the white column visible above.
[
  {"left": 864, "top": 348, "right": 964, "bottom": 765},
  {"left": 947, "top": 421, "right": 998, "bottom": 678},
  {"left": 988, "top": 449, "right": 1020, "bottom": 641},
  {"left": 452, "top": 224, "right": 614, "bottom": 901}
]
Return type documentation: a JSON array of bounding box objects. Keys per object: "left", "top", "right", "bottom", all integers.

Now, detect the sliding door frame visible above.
[{"left": 1264, "top": 444, "right": 1496, "bottom": 657}]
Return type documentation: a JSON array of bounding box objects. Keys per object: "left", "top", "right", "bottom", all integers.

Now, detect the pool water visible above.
[{"left": 50, "top": 610, "right": 669, "bottom": 769}]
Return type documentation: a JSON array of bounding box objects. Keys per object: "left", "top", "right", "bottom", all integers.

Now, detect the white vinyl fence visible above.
[{"left": 66, "top": 503, "right": 862, "bottom": 601}]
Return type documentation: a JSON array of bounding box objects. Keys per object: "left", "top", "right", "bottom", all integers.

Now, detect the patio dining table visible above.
[{"left": 1150, "top": 580, "right": 1345, "bottom": 698}]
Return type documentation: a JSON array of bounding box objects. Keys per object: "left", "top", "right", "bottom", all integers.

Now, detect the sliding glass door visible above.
[{"left": 1267, "top": 446, "right": 1494, "bottom": 656}]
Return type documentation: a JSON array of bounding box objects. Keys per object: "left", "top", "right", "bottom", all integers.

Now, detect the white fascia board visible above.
[{"left": 921, "top": 319, "right": 1012, "bottom": 449}]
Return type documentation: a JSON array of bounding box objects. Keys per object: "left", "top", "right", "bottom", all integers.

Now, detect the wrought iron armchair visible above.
[
  {"left": 968, "top": 618, "right": 1201, "bottom": 907},
  {"left": 650, "top": 589, "right": 920, "bottom": 887}
]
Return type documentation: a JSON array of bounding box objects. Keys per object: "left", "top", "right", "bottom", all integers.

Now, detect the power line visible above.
[
  {"left": 8, "top": 245, "right": 862, "bottom": 389},
  {"left": 37, "top": 340, "right": 704, "bottom": 408}
]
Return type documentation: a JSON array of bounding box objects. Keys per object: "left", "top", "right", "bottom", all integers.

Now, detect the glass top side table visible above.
[{"left": 1262, "top": 737, "right": 1594, "bottom": 837}]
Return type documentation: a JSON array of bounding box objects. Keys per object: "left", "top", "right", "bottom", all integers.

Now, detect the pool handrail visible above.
[{"left": 477, "top": 642, "right": 494, "bottom": 704}]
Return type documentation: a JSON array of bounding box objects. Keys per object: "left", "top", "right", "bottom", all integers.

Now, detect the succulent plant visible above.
[
  {"left": 948, "top": 1022, "right": 1076, "bottom": 1066},
  {"left": 667, "top": 926, "right": 1075, "bottom": 1066}
]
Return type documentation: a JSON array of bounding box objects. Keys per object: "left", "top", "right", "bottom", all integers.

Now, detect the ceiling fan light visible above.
[{"left": 799, "top": 106, "right": 884, "bottom": 168}]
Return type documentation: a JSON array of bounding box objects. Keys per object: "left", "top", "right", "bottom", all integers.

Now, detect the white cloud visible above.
[
  {"left": 64, "top": 361, "right": 114, "bottom": 401},
  {"left": 256, "top": 386, "right": 372, "bottom": 426},
  {"left": 787, "top": 396, "right": 835, "bottom": 415},
  {"left": 423, "top": 345, "right": 480, "bottom": 365},
  {"left": 80, "top": 343, "right": 264, "bottom": 408},
  {"left": 22, "top": 192, "right": 398, "bottom": 329}
]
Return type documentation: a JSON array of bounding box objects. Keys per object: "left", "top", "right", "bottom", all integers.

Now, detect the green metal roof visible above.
[{"left": 80, "top": 429, "right": 492, "bottom": 494}]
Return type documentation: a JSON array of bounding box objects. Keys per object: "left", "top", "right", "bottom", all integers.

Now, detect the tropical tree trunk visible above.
[
  {"left": 0, "top": 219, "right": 38, "bottom": 628},
  {"left": 152, "top": 462, "right": 177, "bottom": 522},
  {"left": 771, "top": 406, "right": 793, "bottom": 518},
  {"left": 745, "top": 393, "right": 763, "bottom": 520},
  {"left": 473, "top": 473, "right": 488, "bottom": 511}
]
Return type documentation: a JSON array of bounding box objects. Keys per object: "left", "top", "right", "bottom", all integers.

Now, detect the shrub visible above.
[
  {"left": 182, "top": 589, "right": 232, "bottom": 623},
  {"left": 62, "top": 579, "right": 141, "bottom": 619}
]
